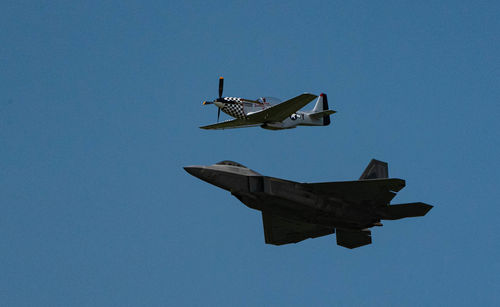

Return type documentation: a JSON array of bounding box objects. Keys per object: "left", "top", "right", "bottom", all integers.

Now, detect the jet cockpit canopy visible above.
[{"left": 216, "top": 160, "right": 249, "bottom": 168}]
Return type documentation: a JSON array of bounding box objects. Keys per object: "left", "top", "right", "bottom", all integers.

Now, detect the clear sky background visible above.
[{"left": 1, "top": 1, "right": 499, "bottom": 306}]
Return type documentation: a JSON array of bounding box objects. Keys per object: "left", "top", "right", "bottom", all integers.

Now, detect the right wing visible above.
[
  {"left": 336, "top": 228, "right": 372, "bottom": 249},
  {"left": 200, "top": 118, "right": 260, "bottom": 130},
  {"left": 246, "top": 93, "right": 317, "bottom": 123},
  {"left": 262, "top": 212, "right": 334, "bottom": 245},
  {"left": 302, "top": 178, "right": 406, "bottom": 205}
]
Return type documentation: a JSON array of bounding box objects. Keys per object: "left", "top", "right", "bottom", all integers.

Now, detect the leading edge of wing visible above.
[
  {"left": 200, "top": 118, "right": 261, "bottom": 130},
  {"left": 246, "top": 93, "right": 318, "bottom": 123}
]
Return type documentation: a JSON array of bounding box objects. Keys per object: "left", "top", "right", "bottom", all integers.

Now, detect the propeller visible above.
[
  {"left": 202, "top": 77, "right": 262, "bottom": 122},
  {"left": 203, "top": 77, "right": 225, "bottom": 122},
  {"left": 218, "top": 77, "right": 224, "bottom": 99}
]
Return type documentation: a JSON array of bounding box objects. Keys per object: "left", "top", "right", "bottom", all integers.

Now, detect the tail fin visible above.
[
  {"left": 312, "top": 93, "right": 333, "bottom": 126},
  {"left": 360, "top": 159, "right": 388, "bottom": 180}
]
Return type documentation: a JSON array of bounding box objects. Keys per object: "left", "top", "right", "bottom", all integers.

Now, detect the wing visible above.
[
  {"left": 246, "top": 93, "right": 317, "bottom": 123},
  {"left": 302, "top": 178, "right": 406, "bottom": 205},
  {"left": 200, "top": 118, "right": 260, "bottom": 130},
  {"left": 262, "top": 212, "right": 334, "bottom": 245},
  {"left": 336, "top": 228, "right": 372, "bottom": 249}
]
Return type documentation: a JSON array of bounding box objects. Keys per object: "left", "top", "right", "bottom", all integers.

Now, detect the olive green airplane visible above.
[
  {"left": 184, "top": 159, "right": 433, "bottom": 249},
  {"left": 201, "top": 77, "right": 336, "bottom": 130}
]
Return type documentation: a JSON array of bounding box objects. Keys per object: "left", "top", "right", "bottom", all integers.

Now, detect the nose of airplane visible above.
[
  {"left": 214, "top": 101, "right": 224, "bottom": 108},
  {"left": 183, "top": 165, "right": 247, "bottom": 191},
  {"left": 183, "top": 166, "right": 204, "bottom": 179}
]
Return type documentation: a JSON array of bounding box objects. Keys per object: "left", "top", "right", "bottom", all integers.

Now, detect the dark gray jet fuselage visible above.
[{"left": 184, "top": 160, "right": 433, "bottom": 249}]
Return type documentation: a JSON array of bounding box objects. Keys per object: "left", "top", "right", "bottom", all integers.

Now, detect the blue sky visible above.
[{"left": 1, "top": 1, "right": 499, "bottom": 306}]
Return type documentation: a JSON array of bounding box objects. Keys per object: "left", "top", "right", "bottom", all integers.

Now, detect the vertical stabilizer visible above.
[
  {"left": 312, "top": 93, "right": 331, "bottom": 126},
  {"left": 360, "top": 159, "right": 388, "bottom": 179}
]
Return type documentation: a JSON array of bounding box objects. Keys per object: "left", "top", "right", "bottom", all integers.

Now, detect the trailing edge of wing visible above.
[
  {"left": 200, "top": 119, "right": 260, "bottom": 130},
  {"left": 247, "top": 93, "right": 317, "bottom": 123}
]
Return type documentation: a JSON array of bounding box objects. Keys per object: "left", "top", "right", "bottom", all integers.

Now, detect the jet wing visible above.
[
  {"left": 302, "top": 178, "right": 406, "bottom": 205},
  {"left": 246, "top": 93, "right": 317, "bottom": 123},
  {"left": 262, "top": 212, "right": 334, "bottom": 245},
  {"left": 336, "top": 228, "right": 372, "bottom": 249},
  {"left": 200, "top": 118, "right": 261, "bottom": 130}
]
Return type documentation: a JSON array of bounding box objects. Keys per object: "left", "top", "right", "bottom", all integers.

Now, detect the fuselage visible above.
[{"left": 184, "top": 162, "right": 381, "bottom": 229}]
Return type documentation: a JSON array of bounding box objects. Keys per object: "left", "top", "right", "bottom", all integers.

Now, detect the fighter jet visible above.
[
  {"left": 201, "top": 77, "right": 335, "bottom": 130},
  {"left": 184, "top": 160, "right": 433, "bottom": 249}
]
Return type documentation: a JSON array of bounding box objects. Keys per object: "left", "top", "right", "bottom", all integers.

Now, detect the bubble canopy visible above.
[
  {"left": 216, "top": 160, "right": 249, "bottom": 168},
  {"left": 256, "top": 97, "right": 282, "bottom": 104},
  {"left": 213, "top": 161, "right": 261, "bottom": 176}
]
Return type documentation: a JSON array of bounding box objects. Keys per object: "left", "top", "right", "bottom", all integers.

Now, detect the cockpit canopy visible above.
[
  {"left": 214, "top": 160, "right": 261, "bottom": 176},
  {"left": 256, "top": 97, "right": 281, "bottom": 104},
  {"left": 216, "top": 160, "right": 249, "bottom": 168}
]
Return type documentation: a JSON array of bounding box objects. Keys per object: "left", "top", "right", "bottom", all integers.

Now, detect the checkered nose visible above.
[{"left": 221, "top": 103, "right": 245, "bottom": 119}]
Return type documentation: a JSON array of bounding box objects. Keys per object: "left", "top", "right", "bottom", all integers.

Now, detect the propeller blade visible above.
[
  {"left": 218, "top": 77, "right": 224, "bottom": 98},
  {"left": 217, "top": 108, "right": 221, "bottom": 122}
]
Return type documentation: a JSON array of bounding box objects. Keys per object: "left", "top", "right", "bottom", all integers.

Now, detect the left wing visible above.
[
  {"left": 262, "top": 212, "right": 334, "bottom": 245},
  {"left": 246, "top": 93, "right": 317, "bottom": 123},
  {"left": 200, "top": 118, "right": 260, "bottom": 130}
]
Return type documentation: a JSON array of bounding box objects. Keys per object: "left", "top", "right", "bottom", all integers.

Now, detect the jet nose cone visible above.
[{"left": 183, "top": 166, "right": 204, "bottom": 178}]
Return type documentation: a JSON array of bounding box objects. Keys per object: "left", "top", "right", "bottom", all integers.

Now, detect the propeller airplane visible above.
[{"left": 201, "top": 77, "right": 336, "bottom": 130}]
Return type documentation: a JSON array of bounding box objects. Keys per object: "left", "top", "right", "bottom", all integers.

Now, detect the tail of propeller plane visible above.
[{"left": 311, "top": 93, "right": 335, "bottom": 126}]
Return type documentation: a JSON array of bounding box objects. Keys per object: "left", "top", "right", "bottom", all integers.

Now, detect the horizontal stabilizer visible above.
[
  {"left": 309, "top": 110, "right": 336, "bottom": 119},
  {"left": 336, "top": 228, "right": 372, "bottom": 249},
  {"left": 379, "top": 202, "right": 433, "bottom": 220}
]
